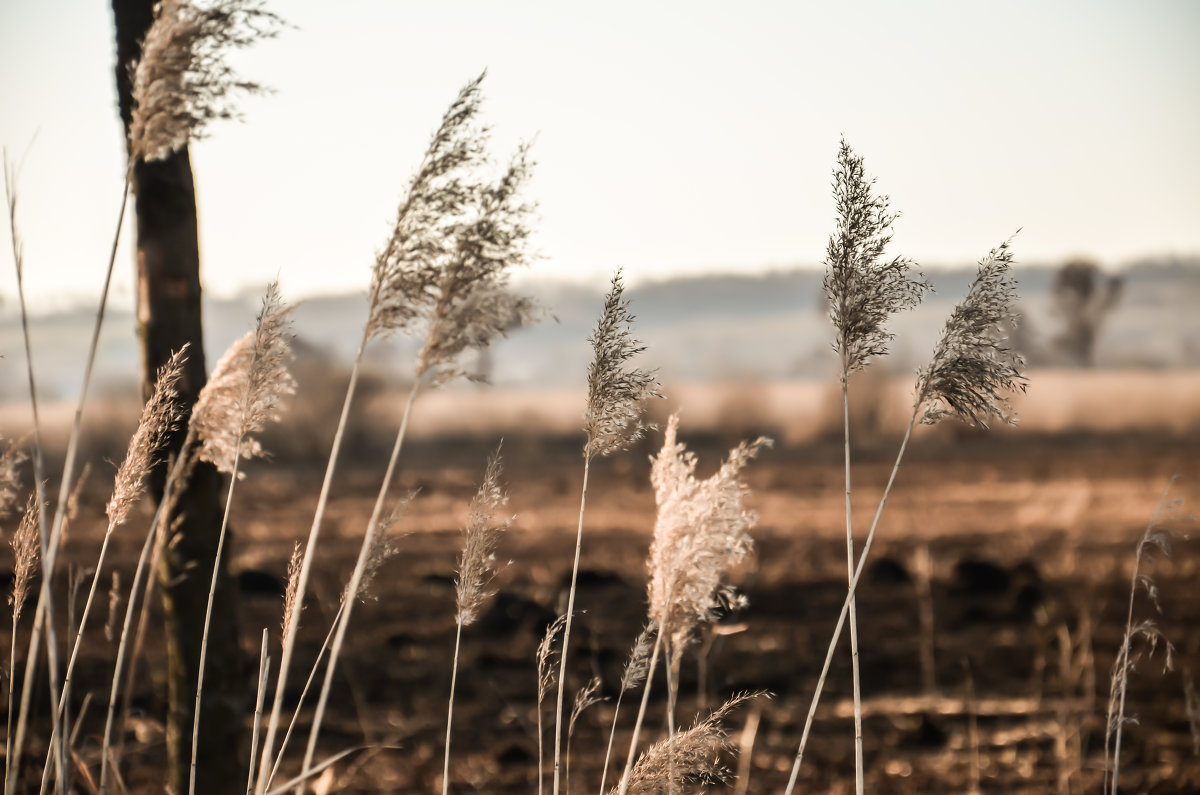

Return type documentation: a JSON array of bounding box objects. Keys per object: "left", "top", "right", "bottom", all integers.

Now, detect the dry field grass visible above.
[{"left": 3, "top": 368, "right": 1198, "bottom": 792}]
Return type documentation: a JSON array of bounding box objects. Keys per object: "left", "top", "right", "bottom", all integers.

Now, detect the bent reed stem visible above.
[
  {"left": 300, "top": 379, "right": 421, "bottom": 788},
  {"left": 784, "top": 409, "right": 917, "bottom": 795},
  {"left": 256, "top": 337, "right": 366, "bottom": 793}
]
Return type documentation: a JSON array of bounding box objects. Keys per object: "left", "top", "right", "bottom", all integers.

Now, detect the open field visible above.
[{"left": 3, "top": 371, "right": 1198, "bottom": 793}]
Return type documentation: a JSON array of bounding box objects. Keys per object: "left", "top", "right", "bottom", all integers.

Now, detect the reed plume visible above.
[
  {"left": 615, "top": 692, "right": 762, "bottom": 795},
  {"left": 8, "top": 493, "right": 40, "bottom": 626},
  {"left": 193, "top": 283, "right": 295, "bottom": 473},
  {"left": 566, "top": 676, "right": 603, "bottom": 793},
  {"left": 6, "top": 493, "right": 40, "bottom": 788},
  {"left": 107, "top": 348, "right": 187, "bottom": 525},
  {"left": 585, "top": 270, "right": 661, "bottom": 459},
  {"left": 0, "top": 439, "right": 26, "bottom": 518},
  {"left": 280, "top": 541, "right": 303, "bottom": 646},
  {"left": 129, "top": 0, "right": 282, "bottom": 162},
  {"left": 916, "top": 238, "right": 1026, "bottom": 427},
  {"left": 823, "top": 140, "right": 929, "bottom": 375},
  {"left": 647, "top": 414, "right": 767, "bottom": 656},
  {"left": 454, "top": 450, "right": 511, "bottom": 626}
]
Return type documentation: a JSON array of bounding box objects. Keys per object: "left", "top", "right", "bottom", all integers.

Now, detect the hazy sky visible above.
[{"left": 1, "top": 0, "right": 1198, "bottom": 310}]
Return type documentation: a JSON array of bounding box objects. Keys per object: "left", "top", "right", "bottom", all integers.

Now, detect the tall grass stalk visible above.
[
  {"left": 556, "top": 270, "right": 659, "bottom": 794},
  {"left": 300, "top": 380, "right": 420, "bottom": 786},
  {"left": 823, "top": 140, "right": 929, "bottom": 793},
  {"left": 786, "top": 239, "right": 1024, "bottom": 794},
  {"left": 444, "top": 451, "right": 509, "bottom": 794},
  {"left": 7, "top": 167, "right": 131, "bottom": 795},
  {"left": 1104, "top": 483, "right": 1178, "bottom": 795},
  {"left": 188, "top": 287, "right": 293, "bottom": 795}
]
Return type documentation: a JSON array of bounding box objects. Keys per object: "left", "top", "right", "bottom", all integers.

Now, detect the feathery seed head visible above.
[
  {"left": 568, "top": 676, "right": 604, "bottom": 741},
  {"left": 615, "top": 691, "right": 764, "bottom": 794},
  {"left": 280, "top": 540, "right": 303, "bottom": 645},
  {"left": 585, "top": 270, "right": 661, "bottom": 458},
  {"left": 107, "top": 346, "right": 187, "bottom": 525},
  {"left": 455, "top": 450, "right": 512, "bottom": 626},
  {"left": 647, "top": 414, "right": 768, "bottom": 654},
  {"left": 619, "top": 621, "right": 657, "bottom": 694},
  {"left": 9, "top": 492, "right": 41, "bottom": 622},
  {"left": 365, "top": 76, "right": 537, "bottom": 384},
  {"left": 823, "top": 140, "right": 929, "bottom": 376},
  {"left": 193, "top": 282, "right": 295, "bottom": 473},
  {"left": 537, "top": 614, "right": 569, "bottom": 703},
  {"left": 916, "top": 238, "right": 1027, "bottom": 427},
  {"left": 342, "top": 496, "right": 409, "bottom": 604},
  {"left": 129, "top": 0, "right": 282, "bottom": 162}
]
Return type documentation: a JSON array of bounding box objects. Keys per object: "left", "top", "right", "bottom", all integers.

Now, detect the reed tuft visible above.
[
  {"left": 129, "top": 0, "right": 282, "bottom": 162},
  {"left": 455, "top": 450, "right": 511, "bottom": 626},
  {"left": 8, "top": 493, "right": 41, "bottom": 622},
  {"left": 615, "top": 691, "right": 763, "bottom": 795},
  {"left": 585, "top": 270, "right": 661, "bottom": 459},
  {"left": 106, "top": 347, "right": 187, "bottom": 526},
  {"left": 280, "top": 541, "right": 303, "bottom": 646},
  {"left": 365, "top": 74, "right": 536, "bottom": 383},
  {"left": 647, "top": 414, "right": 768, "bottom": 654},
  {"left": 823, "top": 140, "right": 929, "bottom": 376},
  {"left": 193, "top": 283, "right": 295, "bottom": 473},
  {"left": 916, "top": 238, "right": 1027, "bottom": 427}
]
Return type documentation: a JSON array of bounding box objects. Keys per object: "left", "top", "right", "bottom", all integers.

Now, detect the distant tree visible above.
[{"left": 1052, "top": 259, "right": 1122, "bottom": 367}]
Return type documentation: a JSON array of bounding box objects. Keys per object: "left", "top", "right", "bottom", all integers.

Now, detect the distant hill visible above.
[{"left": 1, "top": 257, "right": 1196, "bottom": 400}]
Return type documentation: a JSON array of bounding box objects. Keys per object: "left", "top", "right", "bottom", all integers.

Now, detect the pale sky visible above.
[{"left": 1, "top": 0, "right": 1198, "bottom": 311}]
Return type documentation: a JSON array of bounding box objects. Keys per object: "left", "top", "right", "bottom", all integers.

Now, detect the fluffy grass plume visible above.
[
  {"left": 106, "top": 347, "right": 187, "bottom": 526},
  {"left": 648, "top": 414, "right": 769, "bottom": 654},
  {"left": 614, "top": 692, "right": 763, "bottom": 795},
  {"left": 192, "top": 282, "right": 295, "bottom": 473},
  {"left": 8, "top": 493, "right": 40, "bottom": 624},
  {"left": 823, "top": 140, "right": 929, "bottom": 375},
  {"left": 365, "top": 73, "right": 536, "bottom": 383},
  {"left": 0, "top": 438, "right": 26, "bottom": 518},
  {"left": 600, "top": 622, "right": 658, "bottom": 795},
  {"left": 585, "top": 270, "right": 661, "bottom": 458},
  {"left": 280, "top": 541, "right": 303, "bottom": 646},
  {"left": 130, "top": 0, "right": 282, "bottom": 162},
  {"left": 455, "top": 449, "right": 511, "bottom": 626},
  {"left": 916, "top": 238, "right": 1026, "bottom": 427},
  {"left": 536, "top": 614, "right": 569, "bottom": 795},
  {"left": 341, "top": 499, "right": 407, "bottom": 604}
]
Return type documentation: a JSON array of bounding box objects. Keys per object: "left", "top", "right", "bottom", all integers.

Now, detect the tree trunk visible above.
[{"left": 112, "top": 2, "right": 246, "bottom": 791}]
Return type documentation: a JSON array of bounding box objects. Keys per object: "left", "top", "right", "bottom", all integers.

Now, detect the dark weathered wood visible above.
[{"left": 112, "top": 2, "right": 246, "bottom": 791}]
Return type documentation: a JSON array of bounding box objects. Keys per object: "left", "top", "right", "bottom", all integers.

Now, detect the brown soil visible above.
[{"left": 6, "top": 427, "right": 1199, "bottom": 793}]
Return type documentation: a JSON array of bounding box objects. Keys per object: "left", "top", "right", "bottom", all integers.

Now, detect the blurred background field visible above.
[{"left": 2, "top": 260, "right": 1197, "bottom": 792}]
